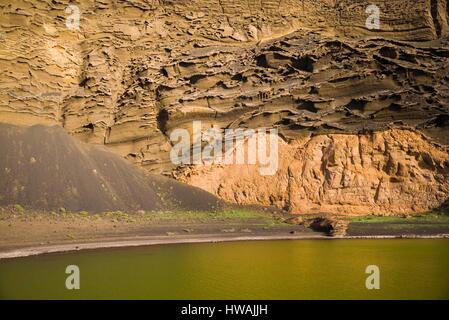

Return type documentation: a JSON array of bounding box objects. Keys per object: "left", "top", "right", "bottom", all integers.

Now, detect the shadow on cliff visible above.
[{"left": 439, "top": 199, "right": 449, "bottom": 214}]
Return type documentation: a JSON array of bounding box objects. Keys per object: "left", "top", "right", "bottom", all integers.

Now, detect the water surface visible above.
[{"left": 1, "top": 239, "right": 448, "bottom": 299}]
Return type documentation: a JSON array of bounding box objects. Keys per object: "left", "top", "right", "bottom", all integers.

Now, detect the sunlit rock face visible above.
[
  {"left": 1, "top": 0, "right": 449, "bottom": 214},
  {"left": 176, "top": 129, "right": 449, "bottom": 215}
]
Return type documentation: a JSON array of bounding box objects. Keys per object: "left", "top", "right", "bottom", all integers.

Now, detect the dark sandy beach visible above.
[{"left": 1, "top": 206, "right": 448, "bottom": 259}]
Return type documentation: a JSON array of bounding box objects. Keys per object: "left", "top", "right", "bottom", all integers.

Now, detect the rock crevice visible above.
[{"left": 176, "top": 129, "right": 449, "bottom": 215}]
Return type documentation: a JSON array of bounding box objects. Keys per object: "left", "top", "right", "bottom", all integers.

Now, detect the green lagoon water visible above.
[{"left": 1, "top": 239, "right": 448, "bottom": 300}]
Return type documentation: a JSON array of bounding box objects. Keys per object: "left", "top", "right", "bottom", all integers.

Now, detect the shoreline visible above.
[
  {"left": 2, "top": 208, "right": 449, "bottom": 260},
  {"left": 2, "top": 233, "right": 449, "bottom": 260}
]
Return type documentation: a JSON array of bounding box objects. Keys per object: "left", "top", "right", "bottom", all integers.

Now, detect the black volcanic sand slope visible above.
[{"left": 0, "top": 123, "right": 224, "bottom": 212}]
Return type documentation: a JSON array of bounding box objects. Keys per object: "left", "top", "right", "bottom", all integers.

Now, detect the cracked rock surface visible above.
[
  {"left": 1, "top": 0, "right": 449, "bottom": 214},
  {"left": 177, "top": 129, "right": 449, "bottom": 215}
]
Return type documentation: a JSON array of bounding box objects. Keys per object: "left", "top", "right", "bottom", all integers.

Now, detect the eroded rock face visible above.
[
  {"left": 176, "top": 129, "right": 449, "bottom": 215},
  {"left": 1, "top": 1, "right": 449, "bottom": 214}
]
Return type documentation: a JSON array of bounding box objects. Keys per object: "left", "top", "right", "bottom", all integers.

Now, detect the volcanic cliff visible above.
[{"left": 1, "top": 0, "right": 449, "bottom": 214}]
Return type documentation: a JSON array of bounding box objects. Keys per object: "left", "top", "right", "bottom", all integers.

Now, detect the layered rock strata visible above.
[{"left": 1, "top": 0, "right": 449, "bottom": 214}]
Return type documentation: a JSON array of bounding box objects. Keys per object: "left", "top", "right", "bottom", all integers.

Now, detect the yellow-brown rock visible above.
[
  {"left": 176, "top": 129, "right": 449, "bottom": 215},
  {"left": 1, "top": 0, "right": 449, "bottom": 214}
]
